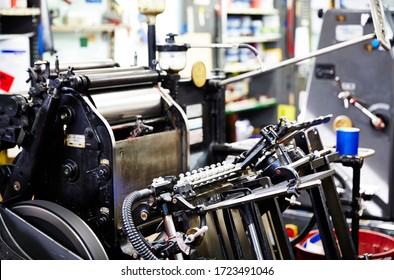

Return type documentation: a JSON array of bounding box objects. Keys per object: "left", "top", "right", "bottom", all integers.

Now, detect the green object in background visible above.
[{"left": 80, "top": 37, "right": 88, "bottom": 47}]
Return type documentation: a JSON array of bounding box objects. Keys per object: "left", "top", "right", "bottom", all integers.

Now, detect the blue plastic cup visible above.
[{"left": 336, "top": 127, "right": 360, "bottom": 156}]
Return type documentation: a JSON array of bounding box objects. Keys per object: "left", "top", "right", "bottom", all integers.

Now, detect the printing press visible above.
[{"left": 0, "top": 0, "right": 390, "bottom": 260}]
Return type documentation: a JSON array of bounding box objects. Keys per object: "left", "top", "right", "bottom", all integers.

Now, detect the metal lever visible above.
[
  {"left": 336, "top": 76, "right": 385, "bottom": 130},
  {"left": 185, "top": 226, "right": 208, "bottom": 244},
  {"left": 336, "top": 76, "right": 350, "bottom": 108}
]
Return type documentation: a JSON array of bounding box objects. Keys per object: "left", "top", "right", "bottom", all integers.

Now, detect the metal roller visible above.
[
  {"left": 70, "top": 66, "right": 149, "bottom": 76},
  {"left": 54, "top": 59, "right": 120, "bottom": 72},
  {"left": 69, "top": 69, "right": 161, "bottom": 91},
  {"left": 87, "top": 87, "right": 162, "bottom": 124}
]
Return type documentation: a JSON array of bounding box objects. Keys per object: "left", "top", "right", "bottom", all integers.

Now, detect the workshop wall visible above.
[
  {"left": 44, "top": 0, "right": 184, "bottom": 67},
  {"left": 44, "top": 0, "right": 111, "bottom": 61}
]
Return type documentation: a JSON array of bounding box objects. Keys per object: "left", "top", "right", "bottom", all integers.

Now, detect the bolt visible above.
[
  {"left": 100, "top": 159, "right": 110, "bottom": 165},
  {"left": 13, "top": 181, "right": 21, "bottom": 191},
  {"left": 100, "top": 207, "right": 110, "bottom": 215},
  {"left": 98, "top": 216, "right": 107, "bottom": 225},
  {"left": 60, "top": 112, "right": 68, "bottom": 121},
  {"left": 140, "top": 211, "right": 148, "bottom": 221},
  {"left": 84, "top": 128, "right": 93, "bottom": 139},
  {"left": 63, "top": 165, "right": 72, "bottom": 176},
  {"left": 172, "top": 198, "right": 177, "bottom": 204}
]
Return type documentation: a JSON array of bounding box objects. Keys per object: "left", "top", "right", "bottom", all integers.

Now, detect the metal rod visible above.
[
  {"left": 71, "top": 66, "right": 149, "bottom": 75},
  {"left": 202, "top": 173, "right": 332, "bottom": 212},
  {"left": 54, "top": 59, "right": 119, "bottom": 72},
  {"left": 219, "top": 33, "right": 376, "bottom": 86},
  {"left": 157, "top": 86, "right": 190, "bottom": 172},
  {"left": 351, "top": 162, "right": 362, "bottom": 256},
  {"left": 248, "top": 222, "right": 264, "bottom": 259},
  {"left": 308, "top": 186, "right": 342, "bottom": 259},
  {"left": 78, "top": 70, "right": 160, "bottom": 90},
  {"left": 163, "top": 214, "right": 183, "bottom": 260},
  {"left": 148, "top": 25, "right": 157, "bottom": 69},
  {"left": 211, "top": 211, "right": 230, "bottom": 259}
]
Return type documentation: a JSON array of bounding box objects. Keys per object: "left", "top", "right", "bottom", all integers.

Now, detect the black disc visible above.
[{"left": 11, "top": 200, "right": 108, "bottom": 260}]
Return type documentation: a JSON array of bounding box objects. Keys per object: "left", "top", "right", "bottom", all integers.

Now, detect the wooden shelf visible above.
[
  {"left": 227, "top": 8, "right": 279, "bottom": 16},
  {"left": 0, "top": 8, "right": 40, "bottom": 16},
  {"left": 224, "top": 63, "right": 260, "bottom": 73},
  {"left": 225, "top": 98, "right": 277, "bottom": 114},
  {"left": 51, "top": 24, "right": 118, "bottom": 33},
  {"left": 225, "top": 34, "right": 282, "bottom": 44}
]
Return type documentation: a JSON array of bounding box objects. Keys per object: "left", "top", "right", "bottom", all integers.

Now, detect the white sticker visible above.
[
  {"left": 188, "top": 117, "right": 203, "bottom": 130},
  {"left": 66, "top": 134, "right": 85, "bottom": 148},
  {"left": 190, "top": 128, "right": 203, "bottom": 145},
  {"left": 335, "top": 25, "right": 364, "bottom": 41},
  {"left": 186, "top": 104, "right": 203, "bottom": 119}
]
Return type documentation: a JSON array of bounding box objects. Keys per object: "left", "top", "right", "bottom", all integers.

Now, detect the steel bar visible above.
[{"left": 219, "top": 33, "right": 376, "bottom": 86}]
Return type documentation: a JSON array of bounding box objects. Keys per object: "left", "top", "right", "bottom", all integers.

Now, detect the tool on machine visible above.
[
  {"left": 120, "top": 114, "right": 359, "bottom": 260},
  {"left": 335, "top": 76, "right": 386, "bottom": 130},
  {"left": 0, "top": 0, "right": 390, "bottom": 261}
]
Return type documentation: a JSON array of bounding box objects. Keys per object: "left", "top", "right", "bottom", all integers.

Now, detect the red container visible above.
[{"left": 295, "top": 229, "right": 394, "bottom": 260}]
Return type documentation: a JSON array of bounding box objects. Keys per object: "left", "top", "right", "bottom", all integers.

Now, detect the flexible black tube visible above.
[
  {"left": 290, "top": 215, "right": 316, "bottom": 247},
  {"left": 122, "top": 190, "right": 158, "bottom": 260}
]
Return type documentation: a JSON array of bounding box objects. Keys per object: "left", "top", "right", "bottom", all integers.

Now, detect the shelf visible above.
[
  {"left": 224, "top": 63, "right": 260, "bottom": 73},
  {"left": 51, "top": 24, "right": 118, "bottom": 33},
  {"left": 225, "top": 34, "right": 282, "bottom": 44},
  {"left": 0, "top": 32, "right": 35, "bottom": 40},
  {"left": 0, "top": 8, "right": 40, "bottom": 16},
  {"left": 225, "top": 98, "right": 277, "bottom": 114},
  {"left": 227, "top": 8, "right": 279, "bottom": 16}
]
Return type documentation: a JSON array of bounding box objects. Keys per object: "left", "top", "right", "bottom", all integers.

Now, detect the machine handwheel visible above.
[{"left": 10, "top": 200, "right": 108, "bottom": 260}]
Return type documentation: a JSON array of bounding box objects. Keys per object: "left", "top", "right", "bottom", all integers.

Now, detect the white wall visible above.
[
  {"left": 114, "top": 0, "right": 183, "bottom": 67},
  {"left": 44, "top": 0, "right": 183, "bottom": 67},
  {"left": 44, "top": 0, "right": 111, "bottom": 62}
]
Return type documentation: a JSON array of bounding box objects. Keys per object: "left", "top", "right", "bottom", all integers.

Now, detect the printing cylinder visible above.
[
  {"left": 69, "top": 69, "right": 161, "bottom": 91},
  {"left": 87, "top": 87, "right": 162, "bottom": 125}
]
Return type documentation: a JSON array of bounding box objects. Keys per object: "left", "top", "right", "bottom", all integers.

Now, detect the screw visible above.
[
  {"left": 13, "top": 181, "right": 21, "bottom": 191},
  {"left": 140, "top": 211, "right": 148, "bottom": 221},
  {"left": 60, "top": 112, "right": 68, "bottom": 121},
  {"left": 85, "top": 128, "right": 93, "bottom": 139},
  {"left": 63, "top": 165, "right": 72, "bottom": 176},
  {"left": 100, "top": 207, "right": 110, "bottom": 215}
]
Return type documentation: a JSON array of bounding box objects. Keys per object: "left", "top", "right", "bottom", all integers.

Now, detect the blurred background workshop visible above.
[{"left": 1, "top": 0, "right": 394, "bottom": 260}]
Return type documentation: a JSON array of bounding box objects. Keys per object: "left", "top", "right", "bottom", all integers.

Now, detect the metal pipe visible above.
[
  {"left": 110, "top": 117, "right": 166, "bottom": 131},
  {"left": 163, "top": 214, "right": 183, "bottom": 260},
  {"left": 218, "top": 33, "right": 376, "bottom": 86}
]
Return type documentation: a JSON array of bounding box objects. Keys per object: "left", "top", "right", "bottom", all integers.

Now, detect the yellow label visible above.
[{"left": 277, "top": 104, "right": 296, "bottom": 122}]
